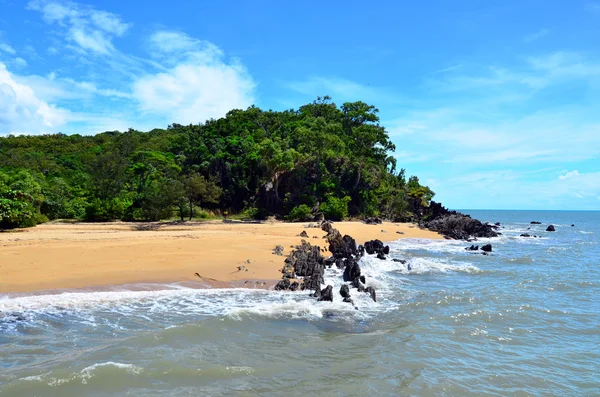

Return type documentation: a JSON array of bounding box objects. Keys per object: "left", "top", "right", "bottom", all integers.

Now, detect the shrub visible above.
[
  {"left": 286, "top": 204, "right": 312, "bottom": 221},
  {"left": 84, "top": 198, "right": 129, "bottom": 221},
  {"left": 320, "top": 196, "right": 351, "bottom": 221}
]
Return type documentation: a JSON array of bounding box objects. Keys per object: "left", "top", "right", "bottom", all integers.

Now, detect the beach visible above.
[{"left": 0, "top": 220, "right": 442, "bottom": 294}]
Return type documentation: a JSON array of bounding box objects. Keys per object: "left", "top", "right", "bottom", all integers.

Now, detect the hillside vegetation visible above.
[{"left": 0, "top": 97, "right": 435, "bottom": 229}]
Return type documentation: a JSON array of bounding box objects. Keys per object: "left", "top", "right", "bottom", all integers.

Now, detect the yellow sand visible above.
[{"left": 0, "top": 220, "right": 442, "bottom": 293}]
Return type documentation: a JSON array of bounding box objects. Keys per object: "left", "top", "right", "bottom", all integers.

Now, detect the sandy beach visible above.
[{"left": 0, "top": 220, "right": 442, "bottom": 293}]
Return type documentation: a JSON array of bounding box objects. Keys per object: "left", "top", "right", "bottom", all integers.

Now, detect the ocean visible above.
[{"left": 1, "top": 210, "right": 598, "bottom": 396}]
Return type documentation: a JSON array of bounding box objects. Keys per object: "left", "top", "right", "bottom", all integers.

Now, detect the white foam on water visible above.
[{"left": 79, "top": 362, "right": 143, "bottom": 383}]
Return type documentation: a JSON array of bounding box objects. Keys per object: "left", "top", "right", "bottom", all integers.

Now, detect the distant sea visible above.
[{"left": 1, "top": 210, "right": 598, "bottom": 396}]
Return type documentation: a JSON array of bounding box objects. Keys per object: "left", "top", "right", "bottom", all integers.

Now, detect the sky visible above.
[{"left": 0, "top": 0, "right": 599, "bottom": 210}]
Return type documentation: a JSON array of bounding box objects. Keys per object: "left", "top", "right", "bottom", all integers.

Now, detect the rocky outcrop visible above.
[
  {"left": 340, "top": 284, "right": 350, "bottom": 299},
  {"left": 365, "top": 286, "right": 377, "bottom": 302},
  {"left": 531, "top": 221, "right": 542, "bottom": 224},
  {"left": 363, "top": 217, "right": 383, "bottom": 225},
  {"left": 465, "top": 245, "right": 479, "bottom": 251},
  {"left": 481, "top": 244, "right": 492, "bottom": 252},
  {"left": 318, "top": 285, "right": 333, "bottom": 302},
  {"left": 425, "top": 213, "right": 499, "bottom": 240},
  {"left": 274, "top": 278, "right": 290, "bottom": 291},
  {"left": 322, "top": 221, "right": 359, "bottom": 259},
  {"left": 364, "top": 239, "right": 390, "bottom": 259},
  {"left": 343, "top": 258, "right": 361, "bottom": 282},
  {"left": 417, "top": 201, "right": 499, "bottom": 240},
  {"left": 546, "top": 225, "right": 556, "bottom": 232}
]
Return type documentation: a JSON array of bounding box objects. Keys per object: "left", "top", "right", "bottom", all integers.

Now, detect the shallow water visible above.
[{"left": 1, "top": 210, "right": 599, "bottom": 396}]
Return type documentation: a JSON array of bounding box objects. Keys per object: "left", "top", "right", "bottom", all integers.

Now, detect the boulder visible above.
[
  {"left": 289, "top": 281, "right": 300, "bottom": 291},
  {"left": 481, "top": 244, "right": 492, "bottom": 252},
  {"left": 425, "top": 213, "right": 499, "bottom": 240},
  {"left": 299, "top": 230, "right": 309, "bottom": 238},
  {"left": 359, "top": 275, "right": 366, "bottom": 284},
  {"left": 318, "top": 285, "right": 333, "bottom": 302},
  {"left": 392, "top": 258, "right": 407, "bottom": 264},
  {"left": 342, "top": 297, "right": 354, "bottom": 305},
  {"left": 546, "top": 225, "right": 556, "bottom": 232},
  {"left": 364, "top": 239, "right": 385, "bottom": 255},
  {"left": 363, "top": 217, "right": 383, "bottom": 225},
  {"left": 365, "top": 286, "right": 377, "bottom": 302},
  {"left": 272, "top": 245, "right": 284, "bottom": 256},
  {"left": 571, "top": 224, "right": 575, "bottom": 227},
  {"left": 520, "top": 233, "right": 531, "bottom": 237},
  {"left": 465, "top": 245, "right": 479, "bottom": 251},
  {"left": 531, "top": 221, "right": 542, "bottom": 224},
  {"left": 274, "top": 278, "right": 290, "bottom": 291},
  {"left": 340, "top": 284, "right": 350, "bottom": 298},
  {"left": 376, "top": 252, "right": 386, "bottom": 260},
  {"left": 343, "top": 259, "right": 361, "bottom": 282}
]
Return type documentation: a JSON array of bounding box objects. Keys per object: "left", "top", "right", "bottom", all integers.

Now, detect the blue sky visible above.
[{"left": 1, "top": 0, "right": 599, "bottom": 210}]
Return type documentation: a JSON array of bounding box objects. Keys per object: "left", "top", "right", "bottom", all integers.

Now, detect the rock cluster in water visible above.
[
  {"left": 275, "top": 221, "right": 384, "bottom": 305},
  {"left": 415, "top": 201, "right": 500, "bottom": 240}
]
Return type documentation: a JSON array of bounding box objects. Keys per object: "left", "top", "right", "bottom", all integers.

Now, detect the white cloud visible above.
[
  {"left": 13, "top": 57, "right": 28, "bottom": 68},
  {"left": 559, "top": 170, "right": 580, "bottom": 180},
  {"left": 132, "top": 31, "right": 256, "bottom": 124},
  {"left": 27, "top": 0, "right": 130, "bottom": 55},
  {"left": 524, "top": 28, "right": 549, "bottom": 43},
  {"left": 0, "top": 42, "right": 16, "bottom": 55},
  {"left": 0, "top": 63, "right": 69, "bottom": 135}
]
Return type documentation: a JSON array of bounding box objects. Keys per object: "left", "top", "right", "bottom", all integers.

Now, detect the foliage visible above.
[
  {"left": 0, "top": 97, "right": 435, "bottom": 228},
  {"left": 320, "top": 196, "right": 351, "bottom": 221},
  {"left": 286, "top": 204, "right": 312, "bottom": 222}
]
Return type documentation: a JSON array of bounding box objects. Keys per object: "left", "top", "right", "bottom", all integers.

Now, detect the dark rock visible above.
[
  {"left": 343, "top": 259, "right": 361, "bottom": 282},
  {"left": 272, "top": 245, "right": 284, "bottom": 256},
  {"left": 531, "top": 221, "right": 542, "bottom": 224},
  {"left": 520, "top": 233, "right": 531, "bottom": 237},
  {"left": 383, "top": 245, "right": 390, "bottom": 255},
  {"left": 313, "top": 286, "right": 321, "bottom": 298},
  {"left": 299, "top": 230, "right": 309, "bottom": 238},
  {"left": 359, "top": 275, "right": 366, "bottom": 284},
  {"left": 365, "top": 286, "right": 377, "bottom": 302},
  {"left": 335, "top": 258, "right": 345, "bottom": 269},
  {"left": 364, "top": 239, "right": 385, "bottom": 255},
  {"left": 318, "top": 285, "right": 333, "bottom": 302},
  {"left": 425, "top": 213, "right": 499, "bottom": 240},
  {"left": 274, "top": 278, "right": 290, "bottom": 291},
  {"left": 546, "top": 225, "right": 556, "bottom": 232},
  {"left": 342, "top": 297, "right": 354, "bottom": 305},
  {"left": 465, "top": 245, "right": 479, "bottom": 251},
  {"left": 302, "top": 273, "right": 323, "bottom": 291},
  {"left": 324, "top": 257, "right": 336, "bottom": 268},
  {"left": 396, "top": 231, "right": 405, "bottom": 235},
  {"left": 340, "top": 284, "right": 350, "bottom": 298},
  {"left": 407, "top": 263, "right": 412, "bottom": 271},
  {"left": 481, "top": 244, "right": 492, "bottom": 252},
  {"left": 363, "top": 217, "right": 383, "bottom": 225},
  {"left": 376, "top": 252, "right": 386, "bottom": 260},
  {"left": 357, "top": 283, "right": 366, "bottom": 292},
  {"left": 495, "top": 222, "right": 501, "bottom": 226},
  {"left": 392, "top": 258, "right": 407, "bottom": 264},
  {"left": 571, "top": 224, "right": 575, "bottom": 227},
  {"left": 289, "top": 281, "right": 300, "bottom": 291},
  {"left": 482, "top": 252, "right": 488, "bottom": 256}
]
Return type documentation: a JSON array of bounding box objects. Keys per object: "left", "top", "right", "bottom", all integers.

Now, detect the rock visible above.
[
  {"left": 381, "top": 229, "right": 386, "bottom": 233},
  {"left": 318, "top": 285, "right": 333, "bottom": 302},
  {"left": 313, "top": 286, "right": 321, "bottom": 298},
  {"left": 546, "top": 225, "right": 555, "bottom": 232},
  {"left": 465, "top": 245, "right": 479, "bottom": 251},
  {"left": 340, "top": 284, "right": 350, "bottom": 298},
  {"left": 531, "top": 221, "right": 542, "bottom": 224},
  {"left": 425, "top": 213, "right": 499, "bottom": 240},
  {"left": 520, "top": 233, "right": 531, "bottom": 237},
  {"left": 272, "top": 245, "right": 284, "bottom": 256},
  {"left": 482, "top": 252, "right": 488, "bottom": 256},
  {"left": 495, "top": 222, "right": 501, "bottom": 226},
  {"left": 289, "top": 281, "right": 300, "bottom": 291},
  {"left": 407, "top": 263, "right": 412, "bottom": 271},
  {"left": 365, "top": 286, "right": 377, "bottom": 302},
  {"left": 383, "top": 245, "right": 390, "bottom": 255},
  {"left": 359, "top": 275, "right": 366, "bottom": 284},
  {"left": 571, "top": 224, "right": 575, "bottom": 227},
  {"left": 392, "top": 258, "right": 407, "bottom": 264},
  {"left": 376, "top": 252, "right": 386, "bottom": 260},
  {"left": 299, "top": 230, "right": 309, "bottom": 238},
  {"left": 396, "top": 231, "right": 405, "bottom": 235},
  {"left": 343, "top": 259, "right": 361, "bottom": 282},
  {"left": 302, "top": 273, "right": 323, "bottom": 291},
  {"left": 274, "top": 278, "right": 290, "bottom": 291},
  {"left": 481, "top": 244, "right": 492, "bottom": 252},
  {"left": 364, "top": 239, "right": 385, "bottom": 255},
  {"left": 363, "top": 217, "right": 383, "bottom": 225},
  {"left": 357, "top": 283, "right": 366, "bottom": 292},
  {"left": 342, "top": 297, "right": 354, "bottom": 305}
]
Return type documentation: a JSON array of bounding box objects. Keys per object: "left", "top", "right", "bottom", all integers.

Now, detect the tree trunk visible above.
[
  {"left": 353, "top": 162, "right": 363, "bottom": 191},
  {"left": 189, "top": 198, "right": 194, "bottom": 220}
]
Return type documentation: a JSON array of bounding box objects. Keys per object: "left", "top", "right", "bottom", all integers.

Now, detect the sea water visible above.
[{"left": 1, "top": 210, "right": 598, "bottom": 396}]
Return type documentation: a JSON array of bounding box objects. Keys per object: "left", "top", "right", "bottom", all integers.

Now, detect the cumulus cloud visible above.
[
  {"left": 27, "top": 0, "right": 130, "bottom": 55},
  {"left": 0, "top": 42, "right": 16, "bottom": 55},
  {"left": 132, "top": 31, "right": 256, "bottom": 125},
  {"left": 0, "top": 63, "right": 69, "bottom": 135}
]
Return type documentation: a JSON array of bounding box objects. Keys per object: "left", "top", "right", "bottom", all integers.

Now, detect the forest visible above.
[{"left": 0, "top": 97, "right": 435, "bottom": 229}]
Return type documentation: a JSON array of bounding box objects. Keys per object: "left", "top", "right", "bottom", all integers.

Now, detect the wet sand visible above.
[{"left": 0, "top": 220, "right": 442, "bottom": 293}]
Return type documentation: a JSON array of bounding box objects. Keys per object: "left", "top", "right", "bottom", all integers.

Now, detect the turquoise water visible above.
[{"left": 1, "top": 211, "right": 599, "bottom": 396}]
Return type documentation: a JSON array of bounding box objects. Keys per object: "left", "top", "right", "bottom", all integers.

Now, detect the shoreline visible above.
[{"left": 0, "top": 220, "right": 442, "bottom": 295}]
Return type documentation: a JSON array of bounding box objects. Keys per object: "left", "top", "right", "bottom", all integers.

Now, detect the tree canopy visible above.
[{"left": 0, "top": 97, "right": 434, "bottom": 228}]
